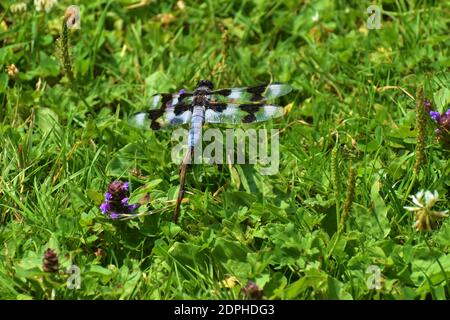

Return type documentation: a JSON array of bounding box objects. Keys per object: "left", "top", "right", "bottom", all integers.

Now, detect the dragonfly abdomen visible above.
[{"left": 188, "top": 106, "right": 205, "bottom": 147}]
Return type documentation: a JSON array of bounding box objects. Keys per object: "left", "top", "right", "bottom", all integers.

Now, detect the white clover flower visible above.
[
  {"left": 177, "top": 0, "right": 185, "bottom": 10},
  {"left": 10, "top": 2, "right": 27, "bottom": 13},
  {"left": 6, "top": 64, "right": 19, "bottom": 77},
  {"left": 34, "top": 0, "right": 58, "bottom": 13},
  {"left": 312, "top": 11, "right": 319, "bottom": 22},
  {"left": 404, "top": 190, "right": 448, "bottom": 231}
]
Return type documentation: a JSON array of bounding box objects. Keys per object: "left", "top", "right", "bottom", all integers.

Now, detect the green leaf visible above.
[
  {"left": 327, "top": 276, "right": 353, "bottom": 300},
  {"left": 211, "top": 238, "right": 250, "bottom": 262},
  {"left": 145, "top": 71, "right": 173, "bottom": 93},
  {"left": 35, "top": 107, "right": 59, "bottom": 133},
  {"left": 353, "top": 179, "right": 390, "bottom": 239},
  {"left": 284, "top": 269, "right": 328, "bottom": 299},
  {"left": 263, "top": 272, "right": 287, "bottom": 298},
  {"left": 86, "top": 189, "right": 104, "bottom": 203},
  {"left": 88, "top": 265, "right": 113, "bottom": 276},
  {"left": 21, "top": 52, "right": 59, "bottom": 79},
  {"left": 168, "top": 242, "right": 207, "bottom": 271},
  {"left": 161, "top": 222, "right": 181, "bottom": 238},
  {"left": 16, "top": 294, "right": 34, "bottom": 300},
  {"left": 106, "top": 143, "right": 149, "bottom": 177},
  {"left": 433, "top": 88, "right": 450, "bottom": 112},
  {"left": 413, "top": 254, "right": 450, "bottom": 290},
  {"left": 0, "top": 73, "right": 8, "bottom": 93}
]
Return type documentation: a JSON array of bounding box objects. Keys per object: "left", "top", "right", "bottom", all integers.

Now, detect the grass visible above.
[{"left": 0, "top": 0, "right": 449, "bottom": 300}]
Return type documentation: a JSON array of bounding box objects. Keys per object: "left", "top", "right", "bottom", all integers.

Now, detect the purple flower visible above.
[
  {"left": 110, "top": 213, "right": 120, "bottom": 219},
  {"left": 178, "top": 89, "right": 186, "bottom": 95},
  {"left": 99, "top": 181, "right": 140, "bottom": 219},
  {"left": 42, "top": 248, "right": 59, "bottom": 273},
  {"left": 100, "top": 202, "right": 110, "bottom": 214},
  {"left": 128, "top": 204, "right": 138, "bottom": 212},
  {"left": 108, "top": 181, "right": 127, "bottom": 196},
  {"left": 242, "top": 281, "right": 263, "bottom": 300},
  {"left": 430, "top": 111, "right": 440, "bottom": 122},
  {"left": 426, "top": 98, "right": 450, "bottom": 147}
]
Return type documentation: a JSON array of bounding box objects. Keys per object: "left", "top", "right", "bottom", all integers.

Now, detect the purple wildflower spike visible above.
[
  {"left": 242, "top": 281, "right": 263, "bottom": 299},
  {"left": 43, "top": 249, "right": 59, "bottom": 273},
  {"left": 110, "top": 213, "right": 120, "bottom": 219},
  {"left": 100, "top": 202, "right": 110, "bottom": 214},
  {"left": 99, "top": 181, "right": 140, "bottom": 219},
  {"left": 128, "top": 204, "right": 138, "bottom": 212},
  {"left": 429, "top": 111, "right": 440, "bottom": 122},
  {"left": 426, "top": 97, "right": 450, "bottom": 148}
]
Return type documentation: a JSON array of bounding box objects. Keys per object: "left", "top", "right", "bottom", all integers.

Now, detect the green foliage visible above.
[{"left": 0, "top": 0, "right": 449, "bottom": 299}]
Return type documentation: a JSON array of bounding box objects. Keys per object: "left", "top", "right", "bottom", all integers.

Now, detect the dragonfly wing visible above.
[
  {"left": 130, "top": 93, "right": 193, "bottom": 130},
  {"left": 210, "top": 83, "right": 292, "bottom": 103},
  {"left": 204, "top": 102, "right": 284, "bottom": 124}
]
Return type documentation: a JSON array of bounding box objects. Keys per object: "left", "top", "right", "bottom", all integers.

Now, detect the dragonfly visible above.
[{"left": 130, "top": 80, "right": 292, "bottom": 222}]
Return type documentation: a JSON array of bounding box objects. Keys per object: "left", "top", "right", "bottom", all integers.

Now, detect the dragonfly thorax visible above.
[
  {"left": 193, "top": 92, "right": 210, "bottom": 106},
  {"left": 193, "top": 80, "right": 214, "bottom": 101}
]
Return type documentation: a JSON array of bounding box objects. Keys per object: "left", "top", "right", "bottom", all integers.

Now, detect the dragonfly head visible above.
[{"left": 197, "top": 79, "right": 214, "bottom": 91}]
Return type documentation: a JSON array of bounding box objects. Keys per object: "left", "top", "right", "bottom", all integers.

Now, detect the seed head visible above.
[{"left": 43, "top": 248, "right": 59, "bottom": 273}]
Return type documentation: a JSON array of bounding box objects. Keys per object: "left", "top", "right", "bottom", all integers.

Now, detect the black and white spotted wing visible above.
[
  {"left": 130, "top": 93, "right": 194, "bottom": 130},
  {"left": 129, "top": 82, "right": 292, "bottom": 129},
  {"left": 204, "top": 102, "right": 285, "bottom": 124},
  {"left": 209, "top": 83, "right": 292, "bottom": 104}
]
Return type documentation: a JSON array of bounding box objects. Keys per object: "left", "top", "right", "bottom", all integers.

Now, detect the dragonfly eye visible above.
[{"left": 197, "top": 79, "right": 214, "bottom": 90}]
